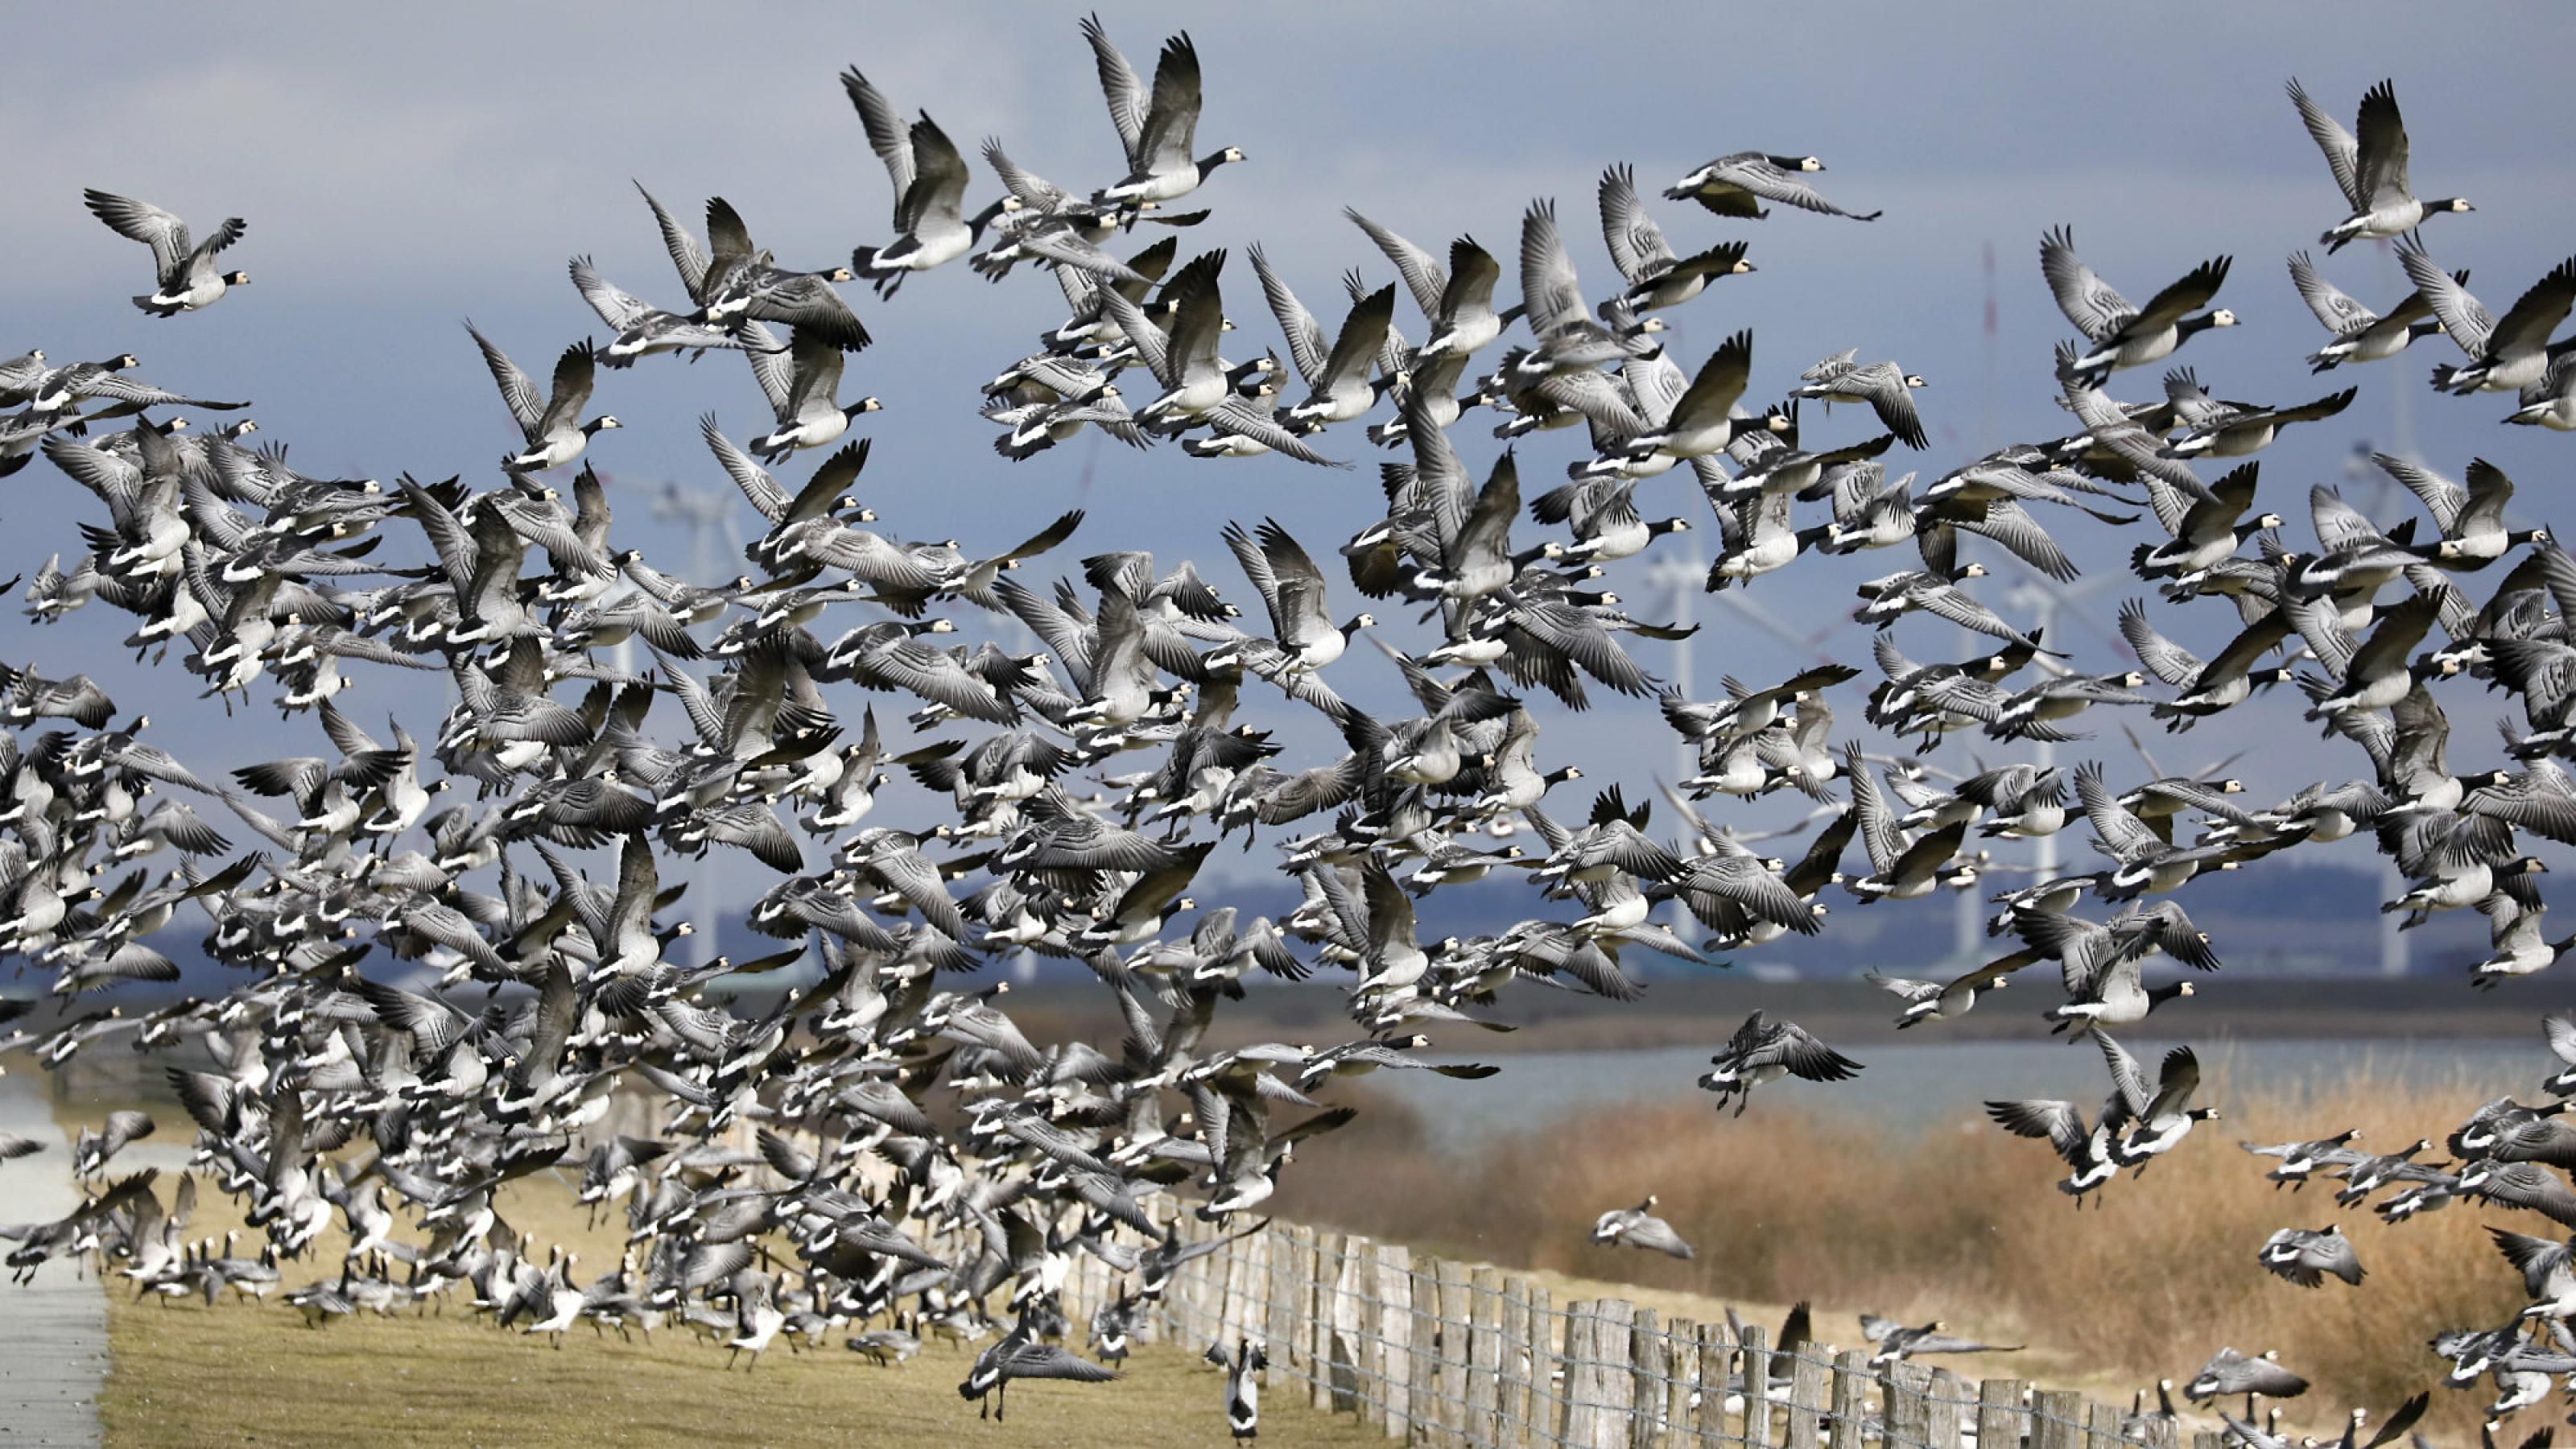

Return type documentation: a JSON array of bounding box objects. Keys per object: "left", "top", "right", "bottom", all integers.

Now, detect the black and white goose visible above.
[
  {"left": 957, "top": 1315, "right": 1117, "bottom": 1421},
  {"left": 2041, "top": 226, "right": 2235, "bottom": 379},
  {"left": 1246, "top": 246, "right": 1396, "bottom": 432},
  {"left": 1663, "top": 153, "right": 1879, "bottom": 221},
  {"left": 2398, "top": 240, "right": 2576, "bottom": 396},
  {"left": 2287, "top": 78, "right": 2473, "bottom": 252},
  {"left": 81, "top": 189, "right": 248, "bottom": 316},
  {"left": 1344, "top": 208, "right": 1508, "bottom": 361},
  {"left": 745, "top": 324, "right": 879, "bottom": 464},
  {"left": 2287, "top": 250, "right": 2452, "bottom": 372},
  {"left": 843, "top": 69, "right": 1015, "bottom": 298},
  {"left": 1590, "top": 1195, "right": 1695, "bottom": 1258},
  {"left": 2376, "top": 454, "right": 2542, "bottom": 570},
  {"left": 568, "top": 256, "right": 775, "bottom": 368},
  {"left": 1794, "top": 351, "right": 1929, "bottom": 450},
  {"left": 2238, "top": 1129, "right": 2366, "bottom": 1191},
  {"left": 1080, "top": 18, "right": 1244, "bottom": 208},
  {"left": 1218, "top": 519, "right": 1368, "bottom": 675},
  {"left": 1204, "top": 1336, "right": 1267, "bottom": 1439},
  {"left": 1870, "top": 956, "right": 2018, "bottom": 1028},
  {"left": 1698, "top": 1009, "right": 1862, "bottom": 1117},
  {"left": 2258, "top": 1225, "right": 2364, "bottom": 1287},
  {"left": 2155, "top": 370, "right": 2355, "bottom": 460},
  {"left": 465, "top": 325, "right": 617, "bottom": 473},
  {"left": 1984, "top": 1035, "right": 2136, "bottom": 1205},
  {"left": 1597, "top": 163, "right": 1755, "bottom": 313},
  {"left": 2113, "top": 1041, "right": 2214, "bottom": 1168}
]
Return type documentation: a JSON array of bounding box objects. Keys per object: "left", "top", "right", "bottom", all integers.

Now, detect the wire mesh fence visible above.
[{"left": 1055, "top": 1216, "right": 2212, "bottom": 1449}]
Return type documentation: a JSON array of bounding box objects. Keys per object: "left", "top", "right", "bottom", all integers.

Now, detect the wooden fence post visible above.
[
  {"left": 1329, "top": 1234, "right": 1364, "bottom": 1414},
  {"left": 1500, "top": 1277, "right": 1534, "bottom": 1449},
  {"left": 1375, "top": 1242, "right": 1414, "bottom": 1439},
  {"left": 2032, "top": 1389, "right": 2084, "bottom": 1449},
  {"left": 1560, "top": 1302, "right": 1599, "bottom": 1448},
  {"left": 1926, "top": 1368, "right": 1968, "bottom": 1449},
  {"left": 2088, "top": 1402, "right": 2124, "bottom": 1449},
  {"left": 1629, "top": 1307, "right": 1666, "bottom": 1449},
  {"left": 1525, "top": 1284, "right": 1555, "bottom": 1449},
  {"left": 1978, "top": 1378, "right": 2026, "bottom": 1449},
  {"left": 1787, "top": 1344, "right": 1831, "bottom": 1449},
  {"left": 1271, "top": 1227, "right": 1304, "bottom": 1381},
  {"left": 1435, "top": 1260, "right": 1472, "bottom": 1447},
  {"left": 1660, "top": 1318, "right": 1696, "bottom": 1449},
  {"left": 1827, "top": 1350, "right": 1870, "bottom": 1449},
  {"left": 1595, "top": 1300, "right": 1637, "bottom": 1449},
  {"left": 1736, "top": 1323, "right": 1773, "bottom": 1449},
  {"left": 1885, "top": 1364, "right": 1932, "bottom": 1449},
  {"left": 1468, "top": 1267, "right": 1504, "bottom": 1447},
  {"left": 1410, "top": 1259, "right": 1440, "bottom": 1446},
  {"left": 1694, "top": 1321, "right": 1733, "bottom": 1447}
]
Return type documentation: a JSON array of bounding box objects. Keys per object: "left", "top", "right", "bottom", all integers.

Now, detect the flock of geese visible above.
[{"left": 1, "top": 15, "right": 2574, "bottom": 1440}]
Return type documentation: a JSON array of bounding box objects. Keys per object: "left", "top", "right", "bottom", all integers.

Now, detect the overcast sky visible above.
[{"left": 7, "top": 2, "right": 2574, "bottom": 962}]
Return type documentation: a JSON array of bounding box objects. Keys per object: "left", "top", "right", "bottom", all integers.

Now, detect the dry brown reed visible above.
[{"left": 1274, "top": 1046, "right": 2533, "bottom": 1436}]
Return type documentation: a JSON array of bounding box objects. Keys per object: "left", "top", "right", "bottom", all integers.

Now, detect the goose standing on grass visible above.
[
  {"left": 2041, "top": 227, "right": 2235, "bottom": 379},
  {"left": 2287, "top": 78, "right": 2473, "bottom": 253},
  {"left": 1698, "top": 1009, "right": 1863, "bottom": 1117},
  {"left": 1205, "top": 1337, "right": 1267, "bottom": 1439},
  {"left": 1590, "top": 1195, "right": 1695, "bottom": 1259},
  {"left": 81, "top": 189, "right": 248, "bottom": 316},
  {"left": 844, "top": 70, "right": 1014, "bottom": 299},
  {"left": 1664, "top": 153, "right": 1879, "bottom": 221},
  {"left": 2288, "top": 250, "right": 2452, "bottom": 372},
  {"left": 466, "top": 326, "right": 617, "bottom": 474},
  {"left": 1080, "top": 17, "right": 1244, "bottom": 208},
  {"left": 2258, "top": 1225, "right": 2365, "bottom": 1287}
]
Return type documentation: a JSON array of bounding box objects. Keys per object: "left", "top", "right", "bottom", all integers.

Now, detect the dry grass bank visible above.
[
  {"left": 1273, "top": 1055, "right": 2528, "bottom": 1438},
  {"left": 80, "top": 1166, "right": 1380, "bottom": 1449}
]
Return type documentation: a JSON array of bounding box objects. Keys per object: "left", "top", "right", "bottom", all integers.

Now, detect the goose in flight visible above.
[
  {"left": 1080, "top": 16, "right": 1245, "bottom": 207},
  {"left": 1663, "top": 153, "right": 1879, "bottom": 221},
  {"left": 1699, "top": 1009, "right": 1863, "bottom": 1117},
  {"left": 2041, "top": 226, "right": 2235, "bottom": 379},
  {"left": 82, "top": 189, "right": 248, "bottom": 316},
  {"left": 1590, "top": 1195, "right": 1695, "bottom": 1259},
  {"left": 465, "top": 325, "right": 618, "bottom": 473},
  {"left": 2287, "top": 78, "right": 2472, "bottom": 252},
  {"left": 844, "top": 68, "right": 1017, "bottom": 297}
]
